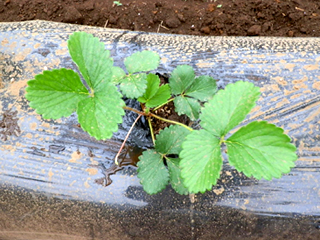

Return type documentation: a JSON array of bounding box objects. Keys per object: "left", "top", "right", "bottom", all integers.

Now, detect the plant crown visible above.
[{"left": 25, "top": 32, "right": 298, "bottom": 195}]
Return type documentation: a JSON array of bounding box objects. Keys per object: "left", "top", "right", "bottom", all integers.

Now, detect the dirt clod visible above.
[
  {"left": 165, "top": 16, "right": 181, "bottom": 28},
  {"left": 0, "top": 108, "right": 21, "bottom": 141},
  {"left": 247, "top": 25, "right": 262, "bottom": 36},
  {"left": 207, "top": 4, "right": 216, "bottom": 13},
  {"left": 63, "top": 5, "right": 83, "bottom": 23},
  {"left": 200, "top": 26, "right": 211, "bottom": 34}
]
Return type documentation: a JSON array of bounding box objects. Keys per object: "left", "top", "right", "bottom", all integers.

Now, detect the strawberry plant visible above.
[{"left": 25, "top": 32, "right": 298, "bottom": 195}]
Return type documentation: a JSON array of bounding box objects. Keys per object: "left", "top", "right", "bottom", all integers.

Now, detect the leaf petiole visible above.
[
  {"left": 150, "top": 112, "right": 193, "bottom": 131},
  {"left": 123, "top": 105, "right": 192, "bottom": 134},
  {"left": 152, "top": 98, "right": 175, "bottom": 111},
  {"left": 147, "top": 117, "right": 156, "bottom": 145},
  {"left": 219, "top": 136, "right": 225, "bottom": 145},
  {"left": 115, "top": 114, "right": 142, "bottom": 165},
  {"left": 123, "top": 106, "right": 145, "bottom": 115}
]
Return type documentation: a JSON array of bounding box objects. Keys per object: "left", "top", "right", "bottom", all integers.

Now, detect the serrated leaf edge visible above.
[{"left": 226, "top": 121, "right": 297, "bottom": 180}]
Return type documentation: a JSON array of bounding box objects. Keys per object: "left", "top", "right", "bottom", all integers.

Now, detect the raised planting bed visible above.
[{"left": 0, "top": 21, "right": 320, "bottom": 240}]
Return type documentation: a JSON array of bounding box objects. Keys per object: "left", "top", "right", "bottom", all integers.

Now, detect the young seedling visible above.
[
  {"left": 25, "top": 32, "right": 298, "bottom": 195},
  {"left": 113, "top": 1, "right": 122, "bottom": 6}
]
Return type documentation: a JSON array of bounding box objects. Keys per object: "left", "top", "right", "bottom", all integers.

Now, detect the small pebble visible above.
[{"left": 287, "top": 30, "right": 294, "bottom": 37}]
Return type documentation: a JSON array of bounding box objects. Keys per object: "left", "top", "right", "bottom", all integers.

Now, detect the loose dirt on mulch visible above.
[{"left": 1, "top": 0, "right": 320, "bottom": 37}]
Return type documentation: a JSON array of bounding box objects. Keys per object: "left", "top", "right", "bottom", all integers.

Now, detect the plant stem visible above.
[
  {"left": 115, "top": 114, "right": 142, "bottom": 165},
  {"left": 123, "top": 103, "right": 193, "bottom": 137},
  {"left": 147, "top": 117, "right": 156, "bottom": 145},
  {"left": 150, "top": 113, "right": 193, "bottom": 131},
  {"left": 123, "top": 106, "right": 145, "bottom": 115},
  {"left": 153, "top": 98, "right": 175, "bottom": 111},
  {"left": 219, "top": 136, "right": 225, "bottom": 145}
]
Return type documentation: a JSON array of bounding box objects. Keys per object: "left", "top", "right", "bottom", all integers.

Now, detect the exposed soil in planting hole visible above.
[{"left": 150, "top": 73, "right": 191, "bottom": 135}]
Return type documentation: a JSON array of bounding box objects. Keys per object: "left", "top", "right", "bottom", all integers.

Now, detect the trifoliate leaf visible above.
[
  {"left": 185, "top": 75, "right": 217, "bottom": 101},
  {"left": 120, "top": 73, "right": 147, "bottom": 99},
  {"left": 137, "top": 125, "right": 191, "bottom": 194},
  {"left": 138, "top": 74, "right": 171, "bottom": 108},
  {"left": 25, "top": 69, "right": 89, "bottom": 119},
  {"left": 226, "top": 121, "right": 297, "bottom": 180},
  {"left": 169, "top": 66, "right": 216, "bottom": 120},
  {"left": 169, "top": 66, "right": 217, "bottom": 120},
  {"left": 111, "top": 66, "right": 126, "bottom": 84},
  {"left": 166, "top": 157, "right": 189, "bottom": 195},
  {"left": 155, "top": 125, "right": 191, "bottom": 155},
  {"left": 200, "top": 81, "right": 260, "bottom": 137},
  {"left": 124, "top": 51, "right": 160, "bottom": 74},
  {"left": 180, "top": 129, "right": 223, "bottom": 193},
  {"left": 169, "top": 65, "right": 195, "bottom": 95},
  {"left": 68, "top": 32, "right": 114, "bottom": 89},
  {"left": 77, "top": 80, "right": 125, "bottom": 140},
  {"left": 146, "top": 84, "right": 171, "bottom": 108},
  {"left": 137, "top": 150, "right": 169, "bottom": 194},
  {"left": 174, "top": 96, "right": 201, "bottom": 120}
]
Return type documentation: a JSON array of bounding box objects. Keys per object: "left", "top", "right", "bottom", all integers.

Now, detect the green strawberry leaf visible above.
[
  {"left": 166, "top": 157, "right": 189, "bottom": 195},
  {"left": 169, "top": 67, "right": 216, "bottom": 120},
  {"left": 169, "top": 65, "right": 195, "bottom": 95},
  {"left": 180, "top": 129, "right": 223, "bottom": 193},
  {"left": 185, "top": 75, "right": 217, "bottom": 101},
  {"left": 138, "top": 74, "right": 171, "bottom": 108},
  {"left": 120, "top": 73, "right": 147, "bottom": 99},
  {"left": 146, "top": 84, "right": 171, "bottom": 108},
  {"left": 226, "top": 121, "right": 297, "bottom": 180},
  {"left": 173, "top": 96, "right": 201, "bottom": 120},
  {"left": 137, "top": 125, "right": 191, "bottom": 194},
  {"left": 68, "top": 32, "right": 114, "bottom": 89},
  {"left": 140, "top": 73, "right": 160, "bottom": 101},
  {"left": 155, "top": 125, "right": 191, "bottom": 155},
  {"left": 111, "top": 66, "right": 126, "bottom": 84},
  {"left": 77, "top": 80, "right": 125, "bottom": 140},
  {"left": 124, "top": 51, "right": 160, "bottom": 74},
  {"left": 200, "top": 81, "right": 260, "bottom": 137},
  {"left": 137, "top": 150, "right": 169, "bottom": 195},
  {"left": 25, "top": 69, "right": 89, "bottom": 119}
]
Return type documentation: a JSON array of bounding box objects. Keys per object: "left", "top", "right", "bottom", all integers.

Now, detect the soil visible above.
[
  {"left": 150, "top": 73, "right": 190, "bottom": 135},
  {"left": 1, "top": 0, "right": 320, "bottom": 37},
  {"left": 0, "top": 108, "right": 20, "bottom": 141}
]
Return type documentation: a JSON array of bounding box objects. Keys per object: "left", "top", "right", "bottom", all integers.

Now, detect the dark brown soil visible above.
[
  {"left": 1, "top": 0, "right": 320, "bottom": 37},
  {"left": 149, "top": 73, "right": 190, "bottom": 135}
]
